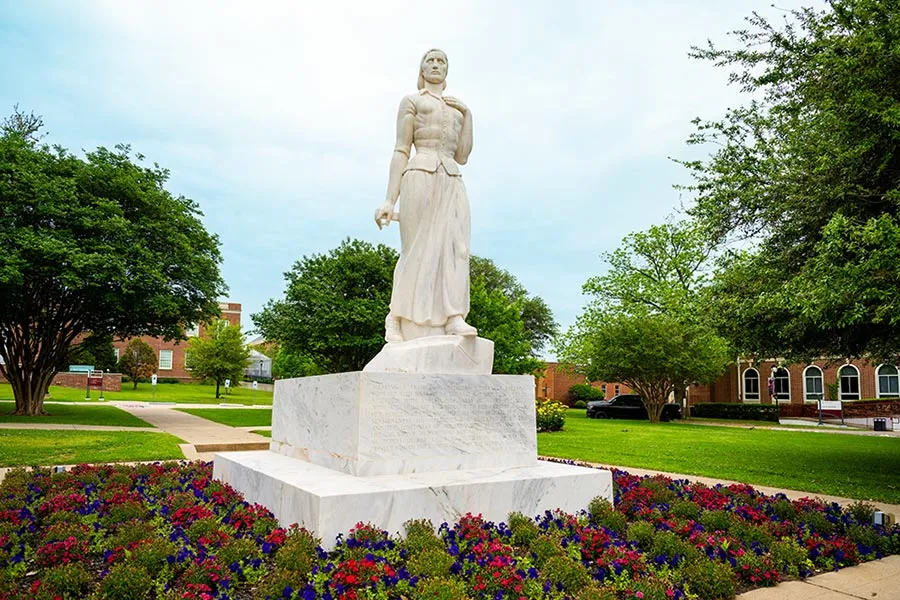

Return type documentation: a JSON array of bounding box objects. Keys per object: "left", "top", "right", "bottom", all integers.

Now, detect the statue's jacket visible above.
[{"left": 398, "top": 89, "right": 463, "bottom": 177}]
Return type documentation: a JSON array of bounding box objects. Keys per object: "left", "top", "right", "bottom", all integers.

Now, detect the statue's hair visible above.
[{"left": 417, "top": 48, "right": 448, "bottom": 91}]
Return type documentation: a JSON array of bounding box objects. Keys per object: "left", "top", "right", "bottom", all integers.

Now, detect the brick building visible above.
[
  {"left": 689, "top": 358, "right": 899, "bottom": 405},
  {"left": 537, "top": 362, "right": 632, "bottom": 405},
  {"left": 112, "top": 302, "right": 242, "bottom": 382}
]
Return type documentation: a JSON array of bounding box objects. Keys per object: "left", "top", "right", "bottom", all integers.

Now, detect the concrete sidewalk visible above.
[
  {"left": 738, "top": 555, "right": 900, "bottom": 599},
  {"left": 0, "top": 422, "right": 166, "bottom": 432}
]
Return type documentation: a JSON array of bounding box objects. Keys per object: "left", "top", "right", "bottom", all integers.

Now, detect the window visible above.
[
  {"left": 743, "top": 368, "right": 760, "bottom": 401},
  {"left": 803, "top": 366, "right": 824, "bottom": 401},
  {"left": 601, "top": 384, "right": 606, "bottom": 395},
  {"left": 185, "top": 323, "right": 200, "bottom": 337},
  {"left": 159, "top": 350, "right": 173, "bottom": 371},
  {"left": 113, "top": 348, "right": 119, "bottom": 362},
  {"left": 773, "top": 368, "right": 790, "bottom": 401},
  {"left": 184, "top": 351, "right": 195, "bottom": 370},
  {"left": 839, "top": 364, "right": 860, "bottom": 400},
  {"left": 614, "top": 385, "right": 620, "bottom": 396},
  {"left": 877, "top": 364, "right": 900, "bottom": 398}
]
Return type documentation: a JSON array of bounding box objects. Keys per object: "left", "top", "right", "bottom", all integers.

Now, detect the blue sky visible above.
[{"left": 0, "top": 1, "right": 815, "bottom": 357}]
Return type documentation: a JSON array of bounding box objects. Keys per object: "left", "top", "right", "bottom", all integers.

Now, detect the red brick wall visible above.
[
  {"left": 112, "top": 302, "right": 242, "bottom": 382},
  {"left": 537, "top": 363, "right": 632, "bottom": 406},
  {"left": 50, "top": 372, "right": 123, "bottom": 392}
]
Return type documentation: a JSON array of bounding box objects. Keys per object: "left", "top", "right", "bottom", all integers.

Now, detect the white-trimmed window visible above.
[
  {"left": 803, "top": 366, "right": 824, "bottom": 402},
  {"left": 839, "top": 364, "right": 860, "bottom": 400},
  {"left": 614, "top": 384, "right": 620, "bottom": 396},
  {"left": 876, "top": 364, "right": 899, "bottom": 398},
  {"left": 743, "top": 368, "right": 760, "bottom": 401},
  {"left": 185, "top": 323, "right": 200, "bottom": 338},
  {"left": 159, "top": 350, "right": 173, "bottom": 371},
  {"left": 601, "top": 384, "right": 607, "bottom": 396},
  {"left": 184, "top": 351, "right": 195, "bottom": 370},
  {"left": 773, "top": 368, "right": 790, "bottom": 402},
  {"left": 113, "top": 348, "right": 120, "bottom": 362}
]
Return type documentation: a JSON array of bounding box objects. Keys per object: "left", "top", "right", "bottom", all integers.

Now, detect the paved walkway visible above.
[
  {"left": 0, "top": 422, "right": 166, "bottom": 432},
  {"left": 738, "top": 555, "right": 900, "bottom": 599},
  {"left": 678, "top": 418, "right": 900, "bottom": 437}
]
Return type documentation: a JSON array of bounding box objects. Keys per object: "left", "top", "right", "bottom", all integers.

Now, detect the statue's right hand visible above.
[{"left": 374, "top": 203, "right": 393, "bottom": 230}]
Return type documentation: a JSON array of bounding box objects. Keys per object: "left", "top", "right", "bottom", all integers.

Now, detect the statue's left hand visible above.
[
  {"left": 443, "top": 96, "right": 469, "bottom": 116},
  {"left": 374, "top": 202, "right": 394, "bottom": 230}
]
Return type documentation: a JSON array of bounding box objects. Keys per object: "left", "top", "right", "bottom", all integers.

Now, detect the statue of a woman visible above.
[{"left": 374, "top": 49, "right": 477, "bottom": 343}]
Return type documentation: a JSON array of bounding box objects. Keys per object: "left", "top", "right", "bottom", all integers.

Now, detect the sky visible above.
[{"left": 0, "top": 0, "right": 815, "bottom": 357}]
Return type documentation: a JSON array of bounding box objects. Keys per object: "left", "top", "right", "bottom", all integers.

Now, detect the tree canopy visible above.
[
  {"left": 187, "top": 319, "right": 250, "bottom": 398},
  {"left": 0, "top": 123, "right": 225, "bottom": 415},
  {"left": 252, "top": 239, "right": 554, "bottom": 374},
  {"left": 117, "top": 339, "right": 158, "bottom": 390},
  {"left": 679, "top": 0, "right": 900, "bottom": 362}
]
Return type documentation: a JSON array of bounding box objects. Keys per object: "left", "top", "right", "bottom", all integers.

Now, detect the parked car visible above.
[{"left": 586, "top": 394, "right": 682, "bottom": 422}]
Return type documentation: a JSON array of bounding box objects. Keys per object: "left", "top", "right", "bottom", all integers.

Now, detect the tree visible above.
[
  {"left": 1, "top": 104, "right": 46, "bottom": 143},
  {"left": 68, "top": 333, "right": 117, "bottom": 372},
  {"left": 253, "top": 239, "right": 554, "bottom": 374},
  {"left": 271, "top": 347, "right": 321, "bottom": 379},
  {"left": 117, "top": 339, "right": 158, "bottom": 390},
  {"left": 187, "top": 319, "right": 251, "bottom": 398},
  {"left": 557, "top": 309, "right": 731, "bottom": 422},
  {"left": 678, "top": 0, "right": 900, "bottom": 362},
  {"left": 0, "top": 121, "right": 225, "bottom": 415}
]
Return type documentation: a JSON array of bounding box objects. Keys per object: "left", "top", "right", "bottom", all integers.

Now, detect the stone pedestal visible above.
[
  {"left": 363, "top": 335, "right": 494, "bottom": 375},
  {"left": 214, "top": 372, "right": 613, "bottom": 546}
]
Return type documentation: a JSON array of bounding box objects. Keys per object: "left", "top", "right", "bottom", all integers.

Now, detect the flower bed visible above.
[{"left": 0, "top": 461, "right": 897, "bottom": 600}]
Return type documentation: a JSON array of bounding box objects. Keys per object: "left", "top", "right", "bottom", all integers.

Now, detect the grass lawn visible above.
[
  {"left": 539, "top": 411, "right": 900, "bottom": 504},
  {"left": 0, "top": 430, "right": 185, "bottom": 467},
  {"left": 251, "top": 429, "right": 272, "bottom": 437},
  {"left": 0, "top": 382, "right": 273, "bottom": 405},
  {"left": 176, "top": 407, "right": 272, "bottom": 427},
  {"left": 683, "top": 417, "right": 842, "bottom": 430},
  {"left": 0, "top": 402, "right": 154, "bottom": 427}
]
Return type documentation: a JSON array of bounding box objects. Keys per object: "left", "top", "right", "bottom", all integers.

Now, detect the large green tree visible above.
[
  {"left": 117, "top": 339, "right": 158, "bottom": 390},
  {"left": 558, "top": 308, "right": 731, "bottom": 422},
  {"left": 680, "top": 0, "right": 900, "bottom": 361},
  {"left": 0, "top": 126, "right": 224, "bottom": 415},
  {"left": 252, "top": 239, "right": 553, "bottom": 374},
  {"left": 187, "top": 319, "right": 250, "bottom": 398}
]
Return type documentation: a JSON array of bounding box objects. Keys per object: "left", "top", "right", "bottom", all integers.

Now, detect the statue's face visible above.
[{"left": 421, "top": 51, "right": 448, "bottom": 85}]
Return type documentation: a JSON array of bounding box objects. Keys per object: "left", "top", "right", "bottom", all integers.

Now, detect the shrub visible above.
[
  {"left": 770, "top": 538, "right": 811, "bottom": 577},
  {"left": 847, "top": 500, "right": 877, "bottom": 524},
  {"left": 569, "top": 383, "right": 605, "bottom": 404},
  {"left": 670, "top": 500, "right": 701, "bottom": 521},
  {"left": 573, "top": 399, "right": 587, "bottom": 409},
  {"left": 130, "top": 538, "right": 177, "bottom": 578},
  {"left": 536, "top": 398, "right": 567, "bottom": 432},
  {"left": 275, "top": 526, "right": 321, "bottom": 573},
  {"left": 407, "top": 547, "right": 454, "bottom": 578},
  {"left": 691, "top": 402, "right": 779, "bottom": 422},
  {"left": 253, "top": 568, "right": 307, "bottom": 600},
  {"left": 529, "top": 534, "right": 565, "bottom": 566},
  {"left": 403, "top": 519, "right": 444, "bottom": 554},
  {"left": 507, "top": 512, "right": 540, "bottom": 546},
  {"left": 588, "top": 497, "right": 627, "bottom": 534},
  {"left": 543, "top": 555, "right": 592, "bottom": 593},
  {"left": 700, "top": 510, "right": 737, "bottom": 533},
  {"left": 681, "top": 559, "right": 736, "bottom": 599},
  {"left": 412, "top": 577, "right": 469, "bottom": 600},
  {"left": 35, "top": 563, "right": 92, "bottom": 600},
  {"left": 97, "top": 564, "right": 154, "bottom": 600},
  {"left": 625, "top": 521, "right": 655, "bottom": 550},
  {"left": 574, "top": 585, "right": 617, "bottom": 600}
]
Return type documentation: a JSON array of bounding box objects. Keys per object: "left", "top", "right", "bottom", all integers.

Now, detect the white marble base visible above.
[
  {"left": 271, "top": 372, "right": 536, "bottom": 476},
  {"left": 363, "top": 335, "right": 494, "bottom": 375},
  {"left": 213, "top": 451, "right": 613, "bottom": 548}
]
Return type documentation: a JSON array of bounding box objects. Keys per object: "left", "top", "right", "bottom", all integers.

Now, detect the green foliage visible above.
[
  {"left": 130, "top": 538, "right": 177, "bottom": 578},
  {"left": 275, "top": 526, "right": 321, "bottom": 573},
  {"left": 528, "top": 534, "right": 565, "bottom": 567},
  {"left": 681, "top": 0, "right": 900, "bottom": 361},
  {"left": 68, "top": 333, "right": 117, "bottom": 372},
  {"left": 670, "top": 500, "right": 701, "bottom": 521},
  {"left": 252, "top": 240, "right": 555, "bottom": 374},
  {"left": 535, "top": 398, "right": 567, "bottom": 432},
  {"left": 0, "top": 130, "right": 224, "bottom": 415},
  {"left": 187, "top": 319, "right": 250, "bottom": 398},
  {"left": 588, "top": 497, "right": 627, "bottom": 534},
  {"left": 681, "top": 559, "right": 736, "bottom": 600},
  {"left": 541, "top": 555, "right": 592, "bottom": 593},
  {"left": 507, "top": 512, "right": 540, "bottom": 547},
  {"left": 700, "top": 510, "right": 737, "bottom": 534},
  {"left": 407, "top": 547, "right": 455, "bottom": 579},
  {"left": 558, "top": 309, "right": 730, "bottom": 422},
  {"left": 271, "top": 346, "right": 321, "bottom": 379},
  {"left": 691, "top": 403, "right": 780, "bottom": 422},
  {"left": 569, "top": 383, "right": 605, "bottom": 404},
  {"left": 97, "top": 564, "right": 154, "bottom": 600},
  {"left": 847, "top": 500, "right": 877, "bottom": 525},
  {"left": 770, "top": 538, "right": 812, "bottom": 578},
  {"left": 411, "top": 577, "right": 470, "bottom": 600},
  {"left": 573, "top": 586, "right": 618, "bottom": 600},
  {"left": 573, "top": 400, "right": 587, "bottom": 409},
  {"left": 625, "top": 521, "right": 655, "bottom": 550},
  {"left": 36, "top": 563, "right": 92, "bottom": 600},
  {"left": 117, "top": 339, "right": 158, "bottom": 390}
]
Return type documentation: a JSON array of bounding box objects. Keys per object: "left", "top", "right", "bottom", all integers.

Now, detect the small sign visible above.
[
  {"left": 224, "top": 379, "right": 231, "bottom": 388},
  {"left": 88, "top": 376, "right": 103, "bottom": 388},
  {"left": 69, "top": 365, "right": 94, "bottom": 373},
  {"left": 151, "top": 374, "right": 158, "bottom": 386},
  {"left": 820, "top": 400, "right": 842, "bottom": 411},
  {"left": 252, "top": 381, "right": 258, "bottom": 390}
]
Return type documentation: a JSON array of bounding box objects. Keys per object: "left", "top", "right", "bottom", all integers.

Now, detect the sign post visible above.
[
  {"left": 818, "top": 398, "right": 844, "bottom": 425},
  {"left": 224, "top": 379, "right": 230, "bottom": 399},
  {"left": 252, "top": 379, "right": 258, "bottom": 404},
  {"left": 151, "top": 373, "right": 158, "bottom": 403}
]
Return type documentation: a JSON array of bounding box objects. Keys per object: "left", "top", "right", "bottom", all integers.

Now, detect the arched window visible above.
[
  {"left": 876, "top": 364, "right": 899, "bottom": 398},
  {"left": 743, "top": 368, "right": 760, "bottom": 402},
  {"left": 803, "top": 366, "right": 824, "bottom": 402},
  {"left": 773, "top": 367, "right": 790, "bottom": 402},
  {"left": 839, "top": 364, "right": 860, "bottom": 401}
]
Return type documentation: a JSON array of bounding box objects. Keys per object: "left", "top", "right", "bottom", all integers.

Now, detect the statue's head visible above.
[{"left": 417, "top": 48, "right": 448, "bottom": 91}]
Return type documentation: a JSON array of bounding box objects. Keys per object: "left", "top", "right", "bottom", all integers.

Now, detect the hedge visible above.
[{"left": 691, "top": 402, "right": 780, "bottom": 422}]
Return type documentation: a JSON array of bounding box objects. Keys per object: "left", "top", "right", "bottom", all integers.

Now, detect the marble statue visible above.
[{"left": 374, "top": 49, "right": 478, "bottom": 343}]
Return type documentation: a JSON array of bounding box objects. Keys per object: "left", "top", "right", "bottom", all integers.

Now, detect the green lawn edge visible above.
[
  {"left": 176, "top": 407, "right": 273, "bottom": 428},
  {"left": 0, "top": 402, "right": 154, "bottom": 428},
  {"left": 0, "top": 382, "right": 274, "bottom": 405},
  {"left": 0, "top": 430, "right": 186, "bottom": 467}
]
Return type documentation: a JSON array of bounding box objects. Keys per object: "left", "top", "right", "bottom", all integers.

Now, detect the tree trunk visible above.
[
  {"left": 215, "top": 380, "right": 221, "bottom": 399},
  {"left": 133, "top": 377, "right": 139, "bottom": 390},
  {"left": 8, "top": 370, "right": 52, "bottom": 416},
  {"left": 674, "top": 384, "right": 688, "bottom": 419}
]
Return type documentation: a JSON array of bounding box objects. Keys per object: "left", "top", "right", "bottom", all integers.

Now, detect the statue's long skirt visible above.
[{"left": 389, "top": 166, "right": 470, "bottom": 327}]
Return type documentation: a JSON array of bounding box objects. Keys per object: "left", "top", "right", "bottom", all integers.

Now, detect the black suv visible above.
[{"left": 586, "top": 394, "right": 682, "bottom": 422}]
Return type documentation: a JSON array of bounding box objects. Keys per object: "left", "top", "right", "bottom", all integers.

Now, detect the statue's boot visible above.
[
  {"left": 384, "top": 314, "right": 403, "bottom": 343},
  {"left": 445, "top": 315, "right": 477, "bottom": 337}
]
